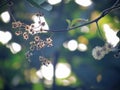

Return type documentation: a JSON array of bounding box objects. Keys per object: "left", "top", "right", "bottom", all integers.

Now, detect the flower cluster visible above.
[
  {"left": 92, "top": 42, "right": 114, "bottom": 60},
  {"left": 29, "top": 36, "right": 53, "bottom": 51},
  {"left": 12, "top": 12, "right": 52, "bottom": 66},
  {"left": 12, "top": 12, "right": 49, "bottom": 39}
]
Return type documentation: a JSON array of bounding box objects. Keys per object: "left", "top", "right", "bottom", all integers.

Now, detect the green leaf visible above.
[
  {"left": 71, "top": 18, "right": 88, "bottom": 26},
  {"left": 66, "top": 19, "right": 71, "bottom": 28}
]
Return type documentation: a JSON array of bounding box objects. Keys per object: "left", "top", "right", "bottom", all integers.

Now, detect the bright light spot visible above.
[
  {"left": 55, "top": 63, "right": 71, "bottom": 79},
  {"left": 81, "top": 26, "right": 89, "bottom": 33},
  {"left": 0, "top": 31, "right": 12, "bottom": 45},
  {"left": 32, "top": 15, "right": 39, "bottom": 23},
  {"left": 47, "top": 0, "right": 62, "bottom": 5},
  {"left": 68, "top": 40, "right": 78, "bottom": 51},
  {"left": 6, "top": 42, "right": 22, "bottom": 54},
  {"left": 36, "top": 70, "right": 43, "bottom": 79},
  {"left": 41, "top": 64, "right": 53, "bottom": 80},
  {"left": 63, "top": 41, "right": 68, "bottom": 48},
  {"left": 0, "top": 11, "right": 10, "bottom": 23},
  {"left": 103, "top": 24, "right": 119, "bottom": 47},
  {"left": 78, "top": 43, "right": 87, "bottom": 52},
  {"left": 44, "top": 80, "right": 53, "bottom": 86},
  {"left": 75, "top": 0, "right": 92, "bottom": 7},
  {"left": 31, "top": 15, "right": 49, "bottom": 34}
]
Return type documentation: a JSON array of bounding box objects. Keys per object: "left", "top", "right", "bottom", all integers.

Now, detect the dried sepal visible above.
[
  {"left": 23, "top": 32, "right": 29, "bottom": 40},
  {"left": 25, "top": 51, "right": 33, "bottom": 59},
  {"left": 92, "top": 46, "right": 105, "bottom": 60},
  {"left": 39, "top": 56, "right": 50, "bottom": 66},
  {"left": 25, "top": 25, "right": 30, "bottom": 31},
  {"left": 30, "top": 45, "right": 35, "bottom": 51},
  {"left": 36, "top": 12, "right": 44, "bottom": 17},
  {"left": 12, "top": 21, "right": 22, "bottom": 28},
  {"left": 36, "top": 41, "right": 45, "bottom": 49},
  {"left": 45, "top": 37, "right": 53, "bottom": 47},
  {"left": 15, "top": 30, "right": 22, "bottom": 36},
  {"left": 41, "top": 22, "right": 45, "bottom": 26},
  {"left": 34, "top": 35, "right": 40, "bottom": 42}
]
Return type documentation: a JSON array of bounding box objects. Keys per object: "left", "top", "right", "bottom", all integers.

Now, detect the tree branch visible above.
[{"left": 44, "top": 1, "right": 120, "bottom": 32}]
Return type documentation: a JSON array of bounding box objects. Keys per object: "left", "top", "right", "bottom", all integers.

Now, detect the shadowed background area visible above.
[{"left": 0, "top": 0, "right": 120, "bottom": 90}]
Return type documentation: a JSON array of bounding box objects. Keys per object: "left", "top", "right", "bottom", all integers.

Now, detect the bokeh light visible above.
[
  {"left": 6, "top": 42, "right": 22, "bottom": 54},
  {"left": 68, "top": 40, "right": 78, "bottom": 51},
  {"left": 81, "top": 26, "right": 89, "bottom": 33},
  {"left": 0, "top": 31, "right": 12, "bottom": 45},
  {"left": 75, "top": 0, "right": 92, "bottom": 7},
  {"left": 55, "top": 63, "right": 71, "bottom": 79},
  {"left": 47, "top": 0, "right": 62, "bottom": 5},
  {"left": 41, "top": 63, "right": 53, "bottom": 80},
  {"left": 78, "top": 43, "right": 87, "bottom": 52},
  {"left": 39, "top": 63, "right": 71, "bottom": 80},
  {"left": 0, "top": 11, "right": 10, "bottom": 23},
  {"left": 103, "top": 24, "right": 119, "bottom": 47}
]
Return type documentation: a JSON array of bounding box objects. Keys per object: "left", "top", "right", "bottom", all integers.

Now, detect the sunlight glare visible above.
[
  {"left": 6, "top": 42, "right": 22, "bottom": 54},
  {"left": 75, "top": 0, "right": 92, "bottom": 7},
  {"left": 103, "top": 24, "right": 119, "bottom": 47},
  {"left": 40, "top": 63, "right": 71, "bottom": 80},
  {"left": 78, "top": 43, "right": 87, "bottom": 52},
  {"left": 31, "top": 15, "right": 49, "bottom": 33},
  {"left": 68, "top": 40, "right": 78, "bottom": 51},
  {"left": 55, "top": 63, "right": 71, "bottom": 79},
  {"left": 47, "top": 0, "right": 62, "bottom": 5},
  {"left": 0, "top": 31, "right": 12, "bottom": 45},
  {"left": 41, "top": 64, "right": 53, "bottom": 80},
  {"left": 0, "top": 11, "right": 10, "bottom": 23}
]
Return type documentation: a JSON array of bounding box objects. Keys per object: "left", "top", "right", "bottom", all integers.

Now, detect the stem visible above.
[{"left": 44, "top": 3, "right": 120, "bottom": 32}]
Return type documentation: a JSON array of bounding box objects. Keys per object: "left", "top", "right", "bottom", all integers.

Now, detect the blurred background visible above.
[{"left": 0, "top": 0, "right": 120, "bottom": 90}]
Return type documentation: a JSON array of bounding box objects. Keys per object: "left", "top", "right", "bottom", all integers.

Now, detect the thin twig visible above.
[{"left": 44, "top": 1, "right": 120, "bottom": 32}]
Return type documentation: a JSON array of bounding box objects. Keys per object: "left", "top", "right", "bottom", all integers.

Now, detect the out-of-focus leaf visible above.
[
  {"left": 66, "top": 19, "right": 71, "bottom": 28},
  {"left": 26, "top": 0, "right": 52, "bottom": 11},
  {"left": 71, "top": 18, "right": 88, "bottom": 27},
  {"left": 66, "top": 18, "right": 88, "bottom": 28},
  {"left": 40, "top": 2, "right": 53, "bottom": 11},
  {"left": 26, "top": 0, "right": 46, "bottom": 7}
]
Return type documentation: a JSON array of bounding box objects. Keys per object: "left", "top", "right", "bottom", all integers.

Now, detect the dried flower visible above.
[
  {"left": 23, "top": 32, "right": 29, "bottom": 40},
  {"left": 36, "top": 41, "right": 45, "bottom": 49},
  {"left": 30, "top": 24, "right": 35, "bottom": 28},
  {"left": 30, "top": 45, "right": 35, "bottom": 51},
  {"left": 104, "top": 42, "right": 113, "bottom": 52},
  {"left": 36, "top": 12, "right": 44, "bottom": 17},
  {"left": 46, "top": 37, "right": 53, "bottom": 47},
  {"left": 34, "top": 35, "right": 40, "bottom": 42},
  {"left": 17, "top": 21, "right": 22, "bottom": 27},
  {"left": 41, "top": 22, "right": 45, "bottom": 26},
  {"left": 12, "top": 21, "right": 23, "bottom": 28},
  {"left": 92, "top": 46, "right": 105, "bottom": 60},
  {"left": 25, "top": 25, "right": 30, "bottom": 31},
  {"left": 39, "top": 56, "right": 50, "bottom": 66},
  {"left": 15, "top": 31, "right": 22, "bottom": 36},
  {"left": 25, "top": 51, "right": 32, "bottom": 59}
]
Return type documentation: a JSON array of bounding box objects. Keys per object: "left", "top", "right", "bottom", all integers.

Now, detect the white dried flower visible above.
[
  {"left": 104, "top": 42, "right": 113, "bottom": 52},
  {"left": 92, "top": 46, "right": 105, "bottom": 60}
]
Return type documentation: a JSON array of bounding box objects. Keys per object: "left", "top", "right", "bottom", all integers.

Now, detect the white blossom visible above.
[{"left": 92, "top": 46, "right": 105, "bottom": 60}]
